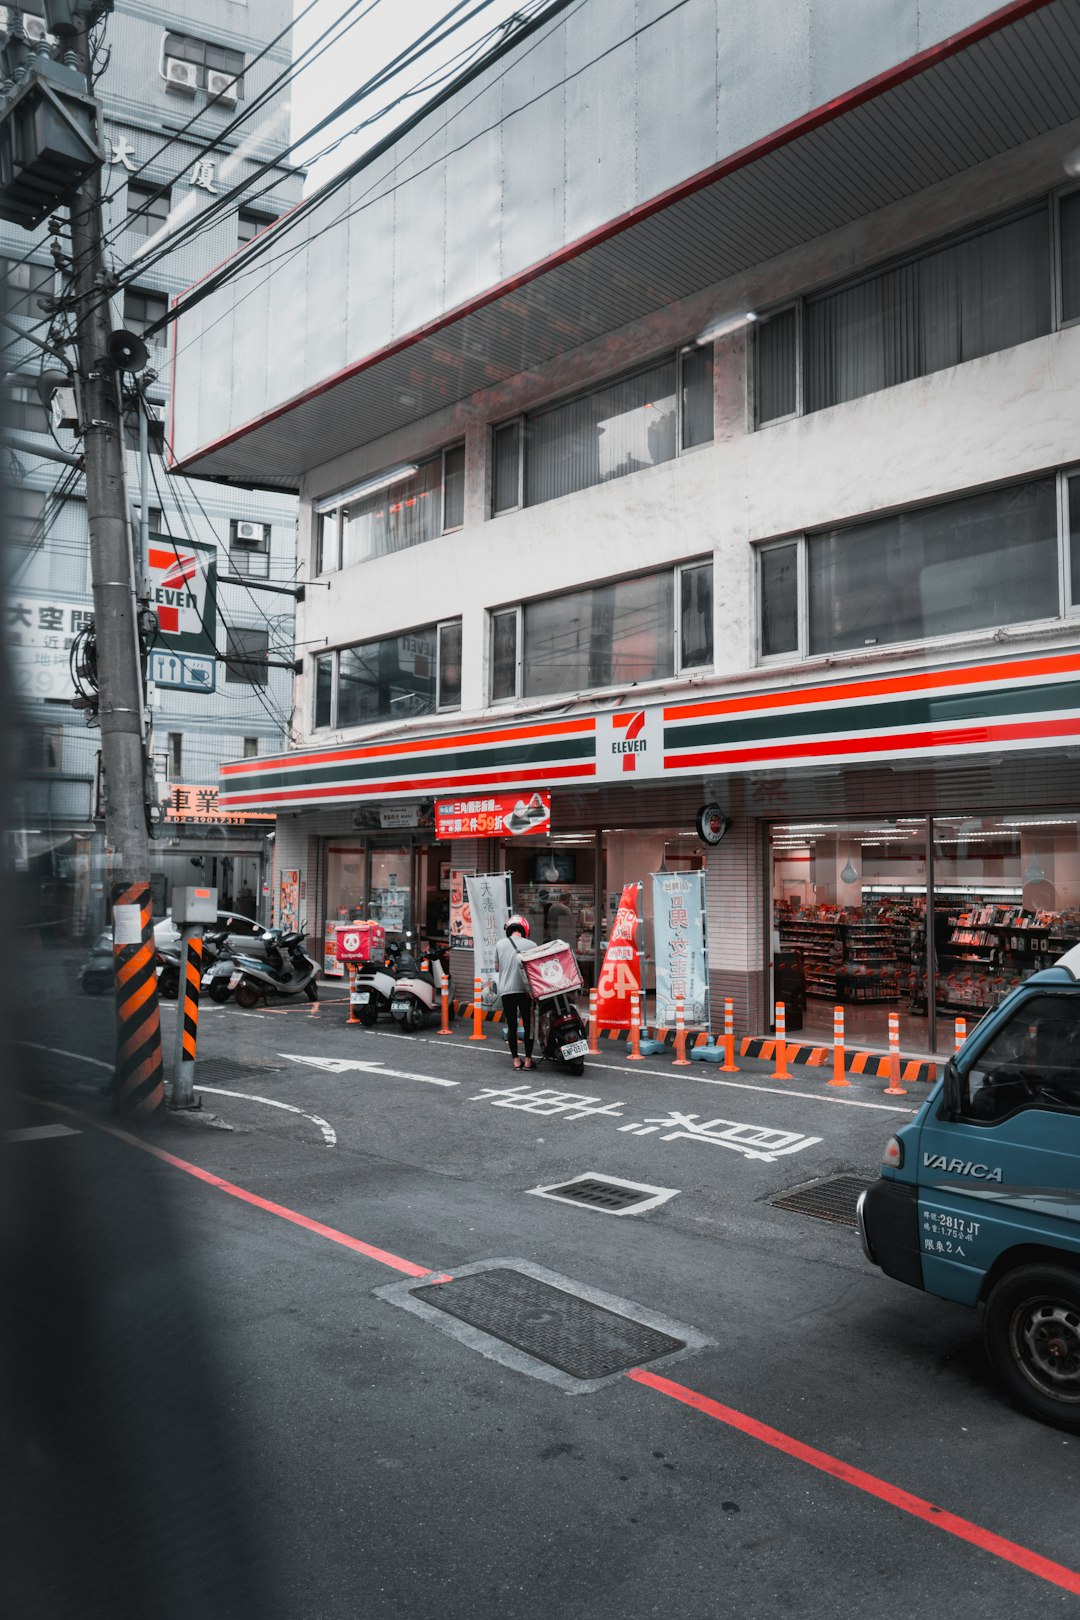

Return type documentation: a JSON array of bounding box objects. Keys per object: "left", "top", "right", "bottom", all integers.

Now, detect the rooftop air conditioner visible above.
[
  {"left": 206, "top": 69, "right": 238, "bottom": 105},
  {"left": 164, "top": 57, "right": 198, "bottom": 94}
]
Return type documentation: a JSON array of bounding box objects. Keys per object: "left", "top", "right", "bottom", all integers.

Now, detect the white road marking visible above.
[
  {"left": 194, "top": 1086, "right": 336, "bottom": 1147},
  {"left": 17, "top": 1039, "right": 111, "bottom": 1071},
  {"left": 280, "top": 1053, "right": 458, "bottom": 1088},
  {"left": 344, "top": 1026, "right": 918, "bottom": 1114},
  {"left": 4, "top": 1123, "right": 80, "bottom": 1142}
]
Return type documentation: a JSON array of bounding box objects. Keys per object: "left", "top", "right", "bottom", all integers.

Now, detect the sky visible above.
[{"left": 290, "top": 0, "right": 529, "bottom": 194}]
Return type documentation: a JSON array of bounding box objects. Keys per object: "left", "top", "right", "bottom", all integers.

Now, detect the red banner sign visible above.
[
  {"left": 436, "top": 792, "right": 551, "bottom": 840},
  {"left": 595, "top": 883, "right": 642, "bottom": 1029}
]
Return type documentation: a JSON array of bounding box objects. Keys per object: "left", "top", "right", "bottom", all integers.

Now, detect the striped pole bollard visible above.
[
  {"left": 346, "top": 961, "right": 360, "bottom": 1024},
  {"left": 720, "top": 997, "right": 738, "bottom": 1072},
  {"left": 828, "top": 1004, "right": 851, "bottom": 1087},
  {"left": 954, "top": 1016, "right": 967, "bottom": 1053},
  {"left": 627, "top": 992, "right": 644, "bottom": 1061},
  {"left": 587, "top": 987, "right": 599, "bottom": 1054},
  {"left": 884, "top": 1010, "right": 906, "bottom": 1095},
  {"left": 672, "top": 993, "right": 690, "bottom": 1066},
  {"left": 112, "top": 880, "right": 165, "bottom": 1119},
  {"left": 438, "top": 975, "right": 452, "bottom": 1035},
  {"left": 469, "top": 975, "right": 486, "bottom": 1041},
  {"left": 771, "top": 1001, "right": 791, "bottom": 1080},
  {"left": 172, "top": 929, "right": 203, "bottom": 1109}
]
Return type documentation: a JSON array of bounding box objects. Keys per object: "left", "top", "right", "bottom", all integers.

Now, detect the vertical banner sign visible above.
[
  {"left": 465, "top": 873, "right": 511, "bottom": 1007},
  {"left": 595, "top": 883, "right": 642, "bottom": 1029},
  {"left": 652, "top": 871, "right": 708, "bottom": 1028},
  {"left": 147, "top": 535, "right": 217, "bottom": 656},
  {"left": 279, "top": 869, "right": 299, "bottom": 931}
]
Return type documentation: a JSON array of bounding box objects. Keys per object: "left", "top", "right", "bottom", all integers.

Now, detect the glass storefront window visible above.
[
  {"left": 323, "top": 844, "right": 367, "bottom": 973},
  {"left": 501, "top": 839, "right": 598, "bottom": 984},
  {"left": 369, "top": 847, "right": 411, "bottom": 935},
  {"left": 604, "top": 830, "right": 705, "bottom": 988},
  {"left": 771, "top": 811, "right": 1080, "bottom": 1054}
]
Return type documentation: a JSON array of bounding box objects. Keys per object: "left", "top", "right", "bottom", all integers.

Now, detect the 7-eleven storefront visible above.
[{"left": 219, "top": 646, "right": 1080, "bottom": 1056}]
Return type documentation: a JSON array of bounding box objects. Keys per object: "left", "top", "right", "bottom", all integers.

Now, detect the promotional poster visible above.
[
  {"left": 652, "top": 871, "right": 708, "bottom": 1027},
  {"left": 465, "top": 873, "right": 512, "bottom": 1005},
  {"left": 594, "top": 882, "right": 642, "bottom": 1028}
]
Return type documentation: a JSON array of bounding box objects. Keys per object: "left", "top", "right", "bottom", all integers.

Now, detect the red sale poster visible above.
[{"left": 595, "top": 883, "right": 642, "bottom": 1029}]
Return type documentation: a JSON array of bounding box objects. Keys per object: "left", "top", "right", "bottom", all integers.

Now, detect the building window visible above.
[
  {"left": 21, "top": 725, "right": 62, "bottom": 772},
  {"left": 237, "top": 209, "right": 275, "bottom": 246},
  {"left": 492, "top": 349, "right": 714, "bottom": 516},
  {"left": 162, "top": 32, "right": 245, "bottom": 100},
  {"left": 492, "top": 562, "right": 713, "bottom": 702},
  {"left": 4, "top": 383, "right": 47, "bottom": 434},
  {"left": 167, "top": 733, "right": 182, "bottom": 777},
  {"left": 1061, "top": 191, "right": 1080, "bottom": 325},
  {"left": 758, "top": 203, "right": 1055, "bottom": 425},
  {"left": 313, "top": 619, "right": 462, "bottom": 729},
  {"left": 242, "top": 737, "right": 258, "bottom": 758},
  {"left": 127, "top": 181, "right": 171, "bottom": 238},
  {"left": 123, "top": 288, "right": 168, "bottom": 341},
  {"left": 314, "top": 446, "right": 465, "bottom": 574},
  {"left": 759, "top": 476, "right": 1061, "bottom": 660},
  {"left": 1, "top": 257, "right": 52, "bottom": 319},
  {"left": 229, "top": 519, "right": 270, "bottom": 578},
  {"left": 8, "top": 486, "right": 46, "bottom": 547},
  {"left": 224, "top": 626, "right": 269, "bottom": 686}
]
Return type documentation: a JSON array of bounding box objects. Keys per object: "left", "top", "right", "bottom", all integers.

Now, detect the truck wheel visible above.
[{"left": 984, "top": 1264, "right": 1080, "bottom": 1430}]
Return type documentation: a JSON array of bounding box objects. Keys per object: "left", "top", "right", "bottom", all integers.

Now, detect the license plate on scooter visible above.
[
  {"left": 560, "top": 1039, "right": 588, "bottom": 1060},
  {"left": 391, "top": 999, "right": 411, "bottom": 1015},
  {"left": 351, "top": 991, "right": 371, "bottom": 1005},
  {"left": 229, "top": 973, "right": 241, "bottom": 988}
]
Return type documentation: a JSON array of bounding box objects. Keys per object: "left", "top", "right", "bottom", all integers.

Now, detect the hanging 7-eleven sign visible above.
[{"left": 147, "top": 535, "right": 217, "bottom": 657}]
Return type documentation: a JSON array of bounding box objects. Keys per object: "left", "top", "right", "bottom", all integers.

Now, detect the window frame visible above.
[
  {"left": 491, "top": 347, "right": 714, "bottom": 518},
  {"left": 675, "top": 558, "right": 715, "bottom": 673},
  {"left": 237, "top": 208, "right": 275, "bottom": 247},
  {"left": 313, "top": 445, "right": 465, "bottom": 576},
  {"left": 161, "top": 31, "right": 246, "bottom": 97},
  {"left": 489, "top": 605, "right": 523, "bottom": 703},
  {"left": 224, "top": 625, "right": 270, "bottom": 687},
  {"left": 436, "top": 617, "right": 463, "bottom": 712},
  {"left": 126, "top": 180, "right": 171, "bottom": 238},
  {"left": 757, "top": 469, "right": 1079, "bottom": 664},
  {"left": 228, "top": 518, "right": 271, "bottom": 579},
  {"left": 311, "top": 620, "right": 454, "bottom": 729}
]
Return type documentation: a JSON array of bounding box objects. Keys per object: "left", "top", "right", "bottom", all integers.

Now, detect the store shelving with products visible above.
[
  {"left": 776, "top": 911, "right": 843, "bottom": 999},
  {"left": 934, "top": 899, "right": 1080, "bottom": 1014},
  {"left": 838, "top": 921, "right": 900, "bottom": 1003}
]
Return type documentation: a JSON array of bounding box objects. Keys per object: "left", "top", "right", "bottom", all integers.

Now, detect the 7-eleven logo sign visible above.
[
  {"left": 598, "top": 704, "right": 662, "bottom": 782},
  {"left": 148, "top": 543, "right": 209, "bottom": 637},
  {"left": 612, "top": 709, "right": 647, "bottom": 772}
]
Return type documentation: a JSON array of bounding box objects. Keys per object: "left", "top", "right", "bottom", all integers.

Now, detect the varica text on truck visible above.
[{"left": 858, "top": 945, "right": 1080, "bottom": 1430}]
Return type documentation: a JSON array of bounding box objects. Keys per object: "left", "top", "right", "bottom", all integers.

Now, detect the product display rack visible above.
[
  {"left": 838, "top": 921, "right": 900, "bottom": 1003},
  {"left": 776, "top": 914, "right": 842, "bottom": 999},
  {"left": 935, "top": 901, "right": 1080, "bottom": 1015}
]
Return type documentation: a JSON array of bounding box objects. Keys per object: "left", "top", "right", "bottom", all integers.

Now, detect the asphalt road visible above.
[{"left": 6, "top": 975, "right": 1080, "bottom": 1620}]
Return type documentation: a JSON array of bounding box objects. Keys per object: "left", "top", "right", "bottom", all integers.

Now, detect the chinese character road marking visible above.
[
  {"left": 470, "top": 1084, "right": 626, "bottom": 1121},
  {"left": 618, "top": 1111, "right": 821, "bottom": 1161}
]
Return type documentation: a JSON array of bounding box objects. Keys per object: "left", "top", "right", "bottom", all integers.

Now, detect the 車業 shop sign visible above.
[
  {"left": 148, "top": 536, "right": 217, "bottom": 657},
  {"left": 436, "top": 792, "right": 551, "bottom": 839}
]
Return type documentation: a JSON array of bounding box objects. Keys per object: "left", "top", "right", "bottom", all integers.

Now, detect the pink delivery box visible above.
[
  {"left": 335, "top": 921, "right": 386, "bottom": 963},
  {"left": 520, "top": 940, "right": 582, "bottom": 999}
]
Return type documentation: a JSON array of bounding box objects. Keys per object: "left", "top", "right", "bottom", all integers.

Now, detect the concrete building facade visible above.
[{"left": 171, "top": 0, "right": 1080, "bottom": 1054}]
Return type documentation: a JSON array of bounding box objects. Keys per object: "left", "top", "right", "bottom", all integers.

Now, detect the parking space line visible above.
[{"left": 627, "top": 1368, "right": 1080, "bottom": 1598}]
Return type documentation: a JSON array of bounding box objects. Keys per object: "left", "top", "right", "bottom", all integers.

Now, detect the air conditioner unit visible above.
[
  {"left": 22, "top": 15, "right": 50, "bottom": 43},
  {"left": 206, "top": 69, "right": 238, "bottom": 105},
  {"left": 234, "top": 521, "right": 267, "bottom": 545},
  {"left": 164, "top": 57, "right": 198, "bottom": 94}
]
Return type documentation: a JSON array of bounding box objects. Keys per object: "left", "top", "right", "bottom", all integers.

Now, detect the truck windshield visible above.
[{"left": 960, "top": 992, "right": 1080, "bottom": 1122}]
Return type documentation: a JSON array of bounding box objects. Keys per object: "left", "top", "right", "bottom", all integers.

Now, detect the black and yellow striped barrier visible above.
[{"left": 111, "top": 880, "right": 165, "bottom": 1119}]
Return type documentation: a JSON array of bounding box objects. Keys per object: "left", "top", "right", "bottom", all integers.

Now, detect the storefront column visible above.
[
  {"left": 704, "top": 807, "right": 766, "bottom": 1036},
  {"left": 446, "top": 837, "right": 488, "bottom": 1004}
]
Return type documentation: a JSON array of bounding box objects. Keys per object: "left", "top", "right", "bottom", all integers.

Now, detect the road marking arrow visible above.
[{"left": 279, "top": 1054, "right": 458, "bottom": 1088}]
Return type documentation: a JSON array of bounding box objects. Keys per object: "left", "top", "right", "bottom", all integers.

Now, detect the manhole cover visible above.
[
  {"left": 412, "top": 1267, "right": 685, "bottom": 1380},
  {"left": 770, "top": 1172, "right": 871, "bottom": 1226},
  {"left": 194, "top": 1059, "right": 283, "bottom": 1085},
  {"left": 530, "top": 1173, "right": 677, "bottom": 1216}
]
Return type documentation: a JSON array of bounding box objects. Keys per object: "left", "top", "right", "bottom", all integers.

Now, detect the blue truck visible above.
[{"left": 858, "top": 948, "right": 1080, "bottom": 1429}]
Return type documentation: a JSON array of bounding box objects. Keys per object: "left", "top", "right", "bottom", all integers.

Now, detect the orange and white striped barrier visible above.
[
  {"left": 346, "top": 962, "right": 360, "bottom": 1025},
  {"left": 954, "top": 1016, "right": 967, "bottom": 1052},
  {"left": 720, "top": 997, "right": 738, "bottom": 1072},
  {"left": 672, "top": 993, "right": 690, "bottom": 1066},
  {"left": 884, "top": 1010, "right": 906, "bottom": 1095},
  {"left": 771, "top": 1001, "right": 791, "bottom": 1080},
  {"left": 469, "top": 975, "right": 486, "bottom": 1041},
  {"left": 438, "top": 977, "right": 452, "bottom": 1035},
  {"left": 588, "top": 987, "right": 599, "bottom": 1055},
  {"left": 829, "top": 1004, "right": 851, "bottom": 1087},
  {"left": 627, "top": 992, "right": 644, "bottom": 1061}
]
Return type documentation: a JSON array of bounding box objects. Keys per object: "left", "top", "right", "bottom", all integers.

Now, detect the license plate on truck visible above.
[{"left": 561, "top": 1039, "right": 588, "bottom": 1060}]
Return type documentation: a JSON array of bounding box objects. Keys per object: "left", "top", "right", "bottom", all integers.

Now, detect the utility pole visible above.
[{"left": 64, "top": 13, "right": 164, "bottom": 1118}]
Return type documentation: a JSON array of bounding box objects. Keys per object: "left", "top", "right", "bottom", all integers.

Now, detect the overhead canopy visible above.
[{"left": 170, "top": 0, "right": 1080, "bottom": 491}]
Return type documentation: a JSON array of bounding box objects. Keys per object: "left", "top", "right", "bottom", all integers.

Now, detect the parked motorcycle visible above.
[
  {"left": 389, "top": 933, "right": 449, "bottom": 1030},
  {"left": 158, "top": 928, "right": 236, "bottom": 1004},
  {"left": 226, "top": 925, "right": 320, "bottom": 1008},
  {"left": 350, "top": 946, "right": 399, "bottom": 1025},
  {"left": 519, "top": 940, "right": 589, "bottom": 1075}
]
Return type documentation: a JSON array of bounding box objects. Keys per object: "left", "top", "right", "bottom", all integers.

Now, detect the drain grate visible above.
[
  {"left": 770, "top": 1172, "right": 871, "bottom": 1226},
  {"left": 194, "top": 1058, "right": 284, "bottom": 1085},
  {"left": 412, "top": 1267, "right": 685, "bottom": 1380},
  {"left": 530, "top": 1173, "right": 677, "bottom": 1216}
]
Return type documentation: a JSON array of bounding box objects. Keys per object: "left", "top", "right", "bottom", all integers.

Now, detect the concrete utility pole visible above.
[{"left": 66, "top": 16, "right": 164, "bottom": 1117}]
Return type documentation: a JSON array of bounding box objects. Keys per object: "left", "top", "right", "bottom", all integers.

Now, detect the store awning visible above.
[{"left": 171, "top": 0, "right": 1080, "bottom": 491}]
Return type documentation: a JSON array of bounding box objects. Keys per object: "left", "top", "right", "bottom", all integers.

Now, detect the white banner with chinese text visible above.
[
  {"left": 652, "top": 871, "right": 708, "bottom": 1029},
  {"left": 465, "top": 873, "right": 512, "bottom": 1007}
]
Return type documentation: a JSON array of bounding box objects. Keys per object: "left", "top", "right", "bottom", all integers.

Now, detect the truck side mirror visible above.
[{"left": 940, "top": 1056, "right": 961, "bottom": 1120}]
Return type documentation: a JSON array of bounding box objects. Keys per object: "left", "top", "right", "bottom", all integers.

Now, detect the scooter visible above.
[
  {"left": 227, "top": 925, "right": 320, "bottom": 1008},
  {"left": 389, "top": 933, "right": 449, "bottom": 1030},
  {"left": 535, "top": 991, "right": 589, "bottom": 1076},
  {"left": 350, "top": 946, "right": 399, "bottom": 1025},
  {"left": 200, "top": 928, "right": 246, "bottom": 1004}
]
